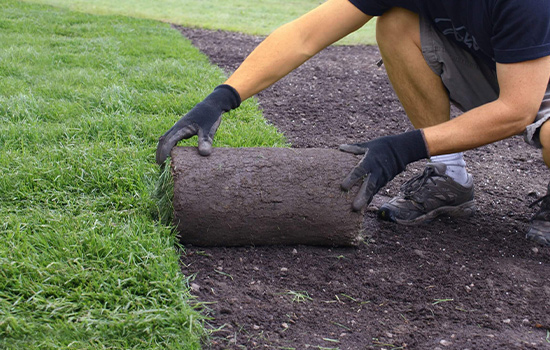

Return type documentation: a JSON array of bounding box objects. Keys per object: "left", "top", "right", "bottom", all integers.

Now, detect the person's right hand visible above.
[
  {"left": 155, "top": 84, "right": 241, "bottom": 164},
  {"left": 339, "top": 130, "right": 429, "bottom": 211}
]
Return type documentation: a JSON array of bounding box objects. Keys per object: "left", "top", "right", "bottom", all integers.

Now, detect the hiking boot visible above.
[
  {"left": 378, "top": 163, "right": 475, "bottom": 225},
  {"left": 526, "top": 182, "right": 550, "bottom": 246}
]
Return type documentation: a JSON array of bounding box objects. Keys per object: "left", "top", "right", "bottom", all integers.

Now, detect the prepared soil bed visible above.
[{"left": 174, "top": 26, "right": 550, "bottom": 350}]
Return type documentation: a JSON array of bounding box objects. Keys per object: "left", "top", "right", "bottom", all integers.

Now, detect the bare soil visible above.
[{"left": 174, "top": 26, "right": 550, "bottom": 350}]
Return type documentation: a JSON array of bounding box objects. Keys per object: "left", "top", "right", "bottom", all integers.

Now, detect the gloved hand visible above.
[
  {"left": 155, "top": 84, "right": 241, "bottom": 164},
  {"left": 339, "top": 130, "right": 429, "bottom": 211}
]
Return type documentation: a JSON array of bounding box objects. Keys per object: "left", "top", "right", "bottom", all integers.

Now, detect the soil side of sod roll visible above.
[{"left": 171, "top": 147, "right": 364, "bottom": 246}]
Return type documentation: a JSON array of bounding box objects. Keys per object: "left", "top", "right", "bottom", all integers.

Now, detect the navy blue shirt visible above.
[{"left": 349, "top": 0, "right": 550, "bottom": 70}]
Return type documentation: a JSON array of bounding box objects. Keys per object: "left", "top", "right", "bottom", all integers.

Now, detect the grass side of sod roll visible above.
[{"left": 0, "top": 0, "right": 286, "bottom": 348}]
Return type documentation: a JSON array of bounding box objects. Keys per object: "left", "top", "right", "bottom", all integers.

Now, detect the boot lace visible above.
[{"left": 401, "top": 166, "right": 448, "bottom": 198}]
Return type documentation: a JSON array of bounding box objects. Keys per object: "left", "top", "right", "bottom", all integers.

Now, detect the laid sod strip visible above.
[
  {"left": 0, "top": 0, "right": 285, "bottom": 348},
  {"left": 24, "top": 0, "right": 377, "bottom": 45}
]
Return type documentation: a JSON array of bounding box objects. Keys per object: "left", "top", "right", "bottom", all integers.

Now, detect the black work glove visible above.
[
  {"left": 156, "top": 84, "right": 241, "bottom": 164},
  {"left": 339, "top": 130, "right": 429, "bottom": 211}
]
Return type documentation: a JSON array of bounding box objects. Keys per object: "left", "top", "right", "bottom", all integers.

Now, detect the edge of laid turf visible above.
[{"left": 0, "top": 1, "right": 286, "bottom": 348}]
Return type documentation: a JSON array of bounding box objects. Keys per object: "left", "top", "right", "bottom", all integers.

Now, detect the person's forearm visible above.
[
  {"left": 423, "top": 100, "right": 533, "bottom": 156},
  {"left": 224, "top": 0, "right": 371, "bottom": 100},
  {"left": 224, "top": 22, "right": 317, "bottom": 101},
  {"left": 425, "top": 57, "right": 550, "bottom": 156}
]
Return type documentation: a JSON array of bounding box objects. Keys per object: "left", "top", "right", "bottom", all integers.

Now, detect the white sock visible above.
[{"left": 430, "top": 152, "right": 469, "bottom": 185}]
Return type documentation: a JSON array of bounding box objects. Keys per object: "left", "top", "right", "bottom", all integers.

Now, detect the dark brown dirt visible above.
[{"left": 174, "top": 26, "right": 550, "bottom": 350}]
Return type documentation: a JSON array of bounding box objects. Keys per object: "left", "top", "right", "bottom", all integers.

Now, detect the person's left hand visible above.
[
  {"left": 339, "top": 130, "right": 429, "bottom": 211},
  {"left": 156, "top": 84, "right": 241, "bottom": 164}
]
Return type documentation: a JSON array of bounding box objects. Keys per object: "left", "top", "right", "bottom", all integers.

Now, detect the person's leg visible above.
[
  {"left": 540, "top": 120, "right": 550, "bottom": 167},
  {"left": 376, "top": 8, "right": 469, "bottom": 185},
  {"left": 374, "top": 8, "right": 475, "bottom": 224},
  {"left": 376, "top": 7, "right": 450, "bottom": 129}
]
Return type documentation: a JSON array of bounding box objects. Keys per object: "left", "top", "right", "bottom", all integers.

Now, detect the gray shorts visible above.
[{"left": 419, "top": 16, "right": 550, "bottom": 148}]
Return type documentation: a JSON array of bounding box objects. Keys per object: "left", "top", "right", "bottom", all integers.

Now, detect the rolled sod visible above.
[{"left": 171, "top": 147, "right": 366, "bottom": 246}]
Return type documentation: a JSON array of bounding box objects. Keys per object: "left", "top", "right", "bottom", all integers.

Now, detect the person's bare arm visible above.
[
  {"left": 423, "top": 56, "right": 550, "bottom": 155},
  {"left": 225, "top": 0, "right": 372, "bottom": 100},
  {"left": 156, "top": 0, "right": 370, "bottom": 163}
]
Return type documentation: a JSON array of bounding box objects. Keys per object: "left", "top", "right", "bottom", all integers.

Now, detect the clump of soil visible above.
[{"left": 174, "top": 26, "right": 550, "bottom": 350}]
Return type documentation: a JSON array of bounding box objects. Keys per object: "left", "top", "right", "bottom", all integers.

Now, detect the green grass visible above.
[
  {"left": 286, "top": 290, "right": 313, "bottom": 303},
  {"left": 0, "top": 0, "right": 285, "bottom": 348},
  {"left": 23, "top": 0, "right": 377, "bottom": 45}
]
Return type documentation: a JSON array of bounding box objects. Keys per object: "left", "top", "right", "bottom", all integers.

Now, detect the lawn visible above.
[
  {"left": 0, "top": 0, "right": 285, "bottom": 348},
  {"left": 24, "top": 0, "right": 377, "bottom": 45}
]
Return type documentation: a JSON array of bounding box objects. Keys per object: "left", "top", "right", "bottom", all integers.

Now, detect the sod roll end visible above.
[{"left": 171, "top": 147, "right": 365, "bottom": 246}]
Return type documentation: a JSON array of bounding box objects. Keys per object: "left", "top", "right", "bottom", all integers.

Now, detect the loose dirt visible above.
[{"left": 174, "top": 26, "right": 550, "bottom": 350}]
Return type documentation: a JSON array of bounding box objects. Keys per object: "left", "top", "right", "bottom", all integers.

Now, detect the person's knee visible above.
[{"left": 376, "top": 7, "right": 420, "bottom": 49}]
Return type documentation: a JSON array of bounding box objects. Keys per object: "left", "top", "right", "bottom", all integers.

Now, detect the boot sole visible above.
[
  {"left": 526, "top": 223, "right": 550, "bottom": 247},
  {"left": 384, "top": 200, "right": 476, "bottom": 226}
]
